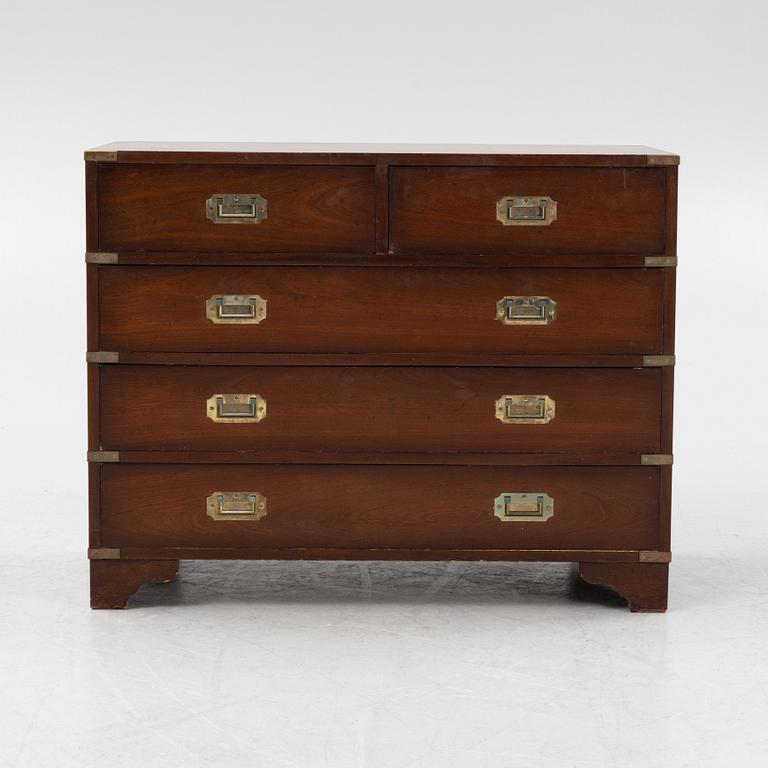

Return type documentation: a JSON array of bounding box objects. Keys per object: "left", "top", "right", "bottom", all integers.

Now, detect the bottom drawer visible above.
[{"left": 100, "top": 464, "right": 660, "bottom": 551}]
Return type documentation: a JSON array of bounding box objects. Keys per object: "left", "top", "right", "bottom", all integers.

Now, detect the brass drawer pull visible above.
[
  {"left": 496, "top": 394, "right": 555, "bottom": 424},
  {"left": 207, "top": 491, "right": 267, "bottom": 521},
  {"left": 497, "top": 296, "right": 556, "bottom": 325},
  {"left": 496, "top": 196, "right": 557, "bottom": 226},
  {"left": 206, "top": 194, "right": 267, "bottom": 224},
  {"left": 206, "top": 394, "right": 266, "bottom": 423},
  {"left": 205, "top": 294, "right": 266, "bottom": 324},
  {"left": 494, "top": 492, "right": 554, "bottom": 522}
]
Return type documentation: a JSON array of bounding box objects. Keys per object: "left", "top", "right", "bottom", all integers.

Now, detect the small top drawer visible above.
[
  {"left": 389, "top": 167, "right": 666, "bottom": 255},
  {"left": 97, "top": 164, "right": 376, "bottom": 253}
]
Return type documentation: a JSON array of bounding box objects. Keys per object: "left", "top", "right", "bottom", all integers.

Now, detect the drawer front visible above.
[
  {"left": 98, "top": 267, "right": 663, "bottom": 354},
  {"left": 99, "top": 366, "right": 662, "bottom": 453},
  {"left": 97, "top": 165, "right": 375, "bottom": 253},
  {"left": 100, "top": 464, "right": 660, "bottom": 550},
  {"left": 390, "top": 167, "right": 666, "bottom": 254}
]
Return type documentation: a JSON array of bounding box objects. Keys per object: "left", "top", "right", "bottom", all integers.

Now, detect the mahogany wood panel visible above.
[
  {"left": 98, "top": 266, "right": 663, "bottom": 355},
  {"left": 98, "top": 165, "right": 376, "bottom": 253},
  {"left": 658, "top": 167, "right": 677, "bottom": 553},
  {"left": 88, "top": 463, "right": 100, "bottom": 546},
  {"left": 100, "top": 464, "right": 661, "bottom": 551},
  {"left": 85, "top": 161, "right": 98, "bottom": 252},
  {"left": 99, "top": 366, "right": 662, "bottom": 453},
  {"left": 390, "top": 167, "right": 666, "bottom": 254}
]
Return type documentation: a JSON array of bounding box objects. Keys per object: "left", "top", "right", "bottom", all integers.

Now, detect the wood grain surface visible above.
[
  {"left": 390, "top": 167, "right": 666, "bottom": 254},
  {"left": 99, "top": 464, "right": 661, "bottom": 551},
  {"left": 98, "top": 266, "right": 664, "bottom": 354},
  {"left": 98, "top": 164, "right": 375, "bottom": 252},
  {"left": 99, "top": 365, "right": 662, "bottom": 453}
]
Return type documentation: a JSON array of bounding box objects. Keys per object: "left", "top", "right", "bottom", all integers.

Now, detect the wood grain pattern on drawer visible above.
[
  {"left": 99, "top": 366, "right": 662, "bottom": 453},
  {"left": 390, "top": 167, "right": 666, "bottom": 254},
  {"left": 97, "top": 164, "right": 376, "bottom": 252},
  {"left": 98, "top": 266, "right": 664, "bottom": 354},
  {"left": 99, "top": 464, "right": 661, "bottom": 550}
]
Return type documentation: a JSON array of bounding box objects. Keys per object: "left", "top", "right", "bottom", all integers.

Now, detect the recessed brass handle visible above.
[
  {"left": 494, "top": 492, "right": 554, "bottom": 522},
  {"left": 205, "top": 294, "right": 266, "bottom": 324},
  {"left": 206, "top": 394, "right": 266, "bottom": 423},
  {"left": 207, "top": 491, "right": 267, "bottom": 521},
  {"left": 497, "top": 296, "right": 556, "bottom": 325},
  {"left": 206, "top": 194, "right": 267, "bottom": 224},
  {"left": 496, "top": 196, "right": 557, "bottom": 226},
  {"left": 495, "top": 394, "right": 555, "bottom": 424}
]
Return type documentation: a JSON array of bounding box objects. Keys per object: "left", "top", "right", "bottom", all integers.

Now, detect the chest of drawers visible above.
[{"left": 85, "top": 143, "right": 677, "bottom": 611}]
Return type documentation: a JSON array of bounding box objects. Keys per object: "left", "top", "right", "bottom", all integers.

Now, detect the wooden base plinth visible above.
[
  {"left": 578, "top": 562, "right": 669, "bottom": 612},
  {"left": 90, "top": 559, "right": 180, "bottom": 609},
  {"left": 89, "top": 559, "right": 669, "bottom": 611}
]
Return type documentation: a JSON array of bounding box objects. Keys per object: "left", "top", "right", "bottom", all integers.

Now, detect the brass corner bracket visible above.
[
  {"left": 644, "top": 256, "right": 677, "bottom": 267},
  {"left": 88, "top": 451, "right": 120, "bottom": 463},
  {"left": 647, "top": 154, "right": 680, "bottom": 166},
  {"left": 88, "top": 548, "right": 121, "bottom": 560},
  {"left": 641, "top": 454, "right": 673, "bottom": 466},
  {"left": 87, "top": 351, "right": 120, "bottom": 363},
  {"left": 642, "top": 355, "right": 675, "bottom": 367},
  {"left": 86, "top": 252, "right": 118, "bottom": 264},
  {"left": 639, "top": 551, "right": 672, "bottom": 563},
  {"left": 84, "top": 149, "right": 118, "bottom": 162}
]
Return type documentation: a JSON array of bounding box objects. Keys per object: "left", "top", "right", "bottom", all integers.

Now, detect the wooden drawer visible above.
[
  {"left": 99, "top": 464, "right": 661, "bottom": 550},
  {"left": 389, "top": 167, "right": 666, "bottom": 254},
  {"left": 99, "top": 366, "right": 662, "bottom": 453},
  {"left": 98, "top": 266, "right": 664, "bottom": 355},
  {"left": 97, "top": 165, "right": 375, "bottom": 253}
]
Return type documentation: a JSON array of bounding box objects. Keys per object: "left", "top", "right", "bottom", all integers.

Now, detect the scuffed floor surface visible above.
[{"left": 1, "top": 498, "right": 767, "bottom": 767}]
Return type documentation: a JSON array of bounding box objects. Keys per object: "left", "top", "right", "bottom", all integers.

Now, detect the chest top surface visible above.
[{"left": 85, "top": 142, "right": 679, "bottom": 166}]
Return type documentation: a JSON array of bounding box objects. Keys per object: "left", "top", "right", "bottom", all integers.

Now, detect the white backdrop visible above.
[{"left": 1, "top": 2, "right": 767, "bottom": 766}]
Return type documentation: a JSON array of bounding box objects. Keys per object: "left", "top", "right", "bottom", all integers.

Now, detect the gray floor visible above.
[{"left": 1, "top": 494, "right": 767, "bottom": 768}]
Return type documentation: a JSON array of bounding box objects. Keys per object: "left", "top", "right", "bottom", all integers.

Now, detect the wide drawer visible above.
[
  {"left": 389, "top": 167, "right": 666, "bottom": 254},
  {"left": 98, "top": 266, "right": 664, "bottom": 354},
  {"left": 97, "top": 164, "right": 375, "bottom": 253},
  {"left": 99, "top": 464, "right": 661, "bottom": 550},
  {"left": 99, "top": 366, "right": 661, "bottom": 453}
]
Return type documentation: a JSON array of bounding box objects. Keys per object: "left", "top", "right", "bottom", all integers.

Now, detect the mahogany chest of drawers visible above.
[{"left": 85, "top": 143, "right": 677, "bottom": 611}]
